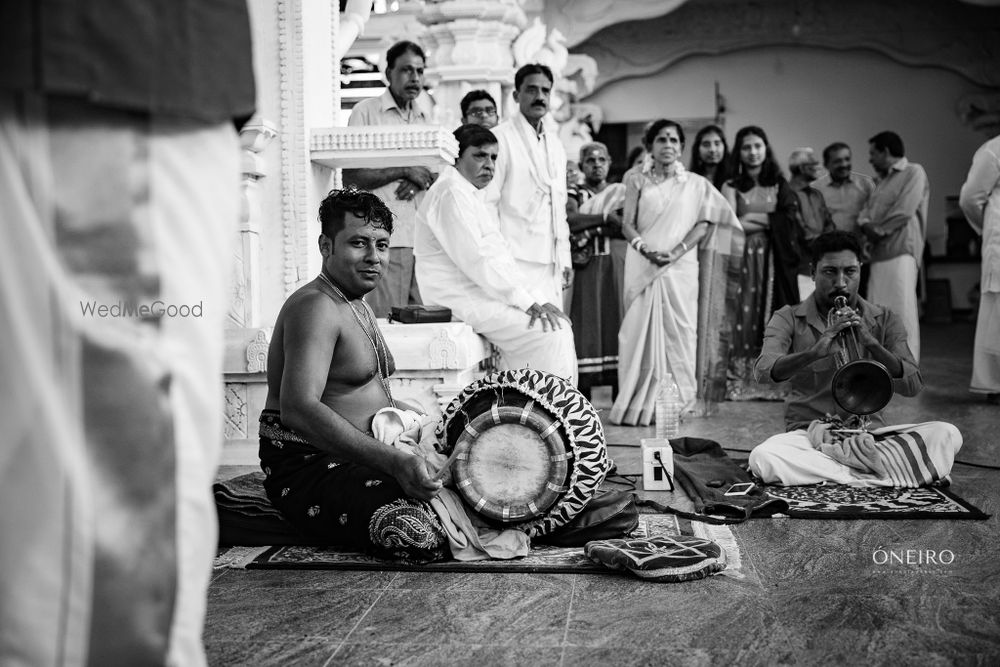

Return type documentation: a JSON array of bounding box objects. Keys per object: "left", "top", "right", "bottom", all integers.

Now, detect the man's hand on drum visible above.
[
  {"left": 391, "top": 452, "right": 442, "bottom": 501},
  {"left": 526, "top": 302, "right": 571, "bottom": 331}
]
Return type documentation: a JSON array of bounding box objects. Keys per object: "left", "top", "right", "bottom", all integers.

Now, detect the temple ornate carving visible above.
[{"left": 574, "top": 0, "right": 1000, "bottom": 96}]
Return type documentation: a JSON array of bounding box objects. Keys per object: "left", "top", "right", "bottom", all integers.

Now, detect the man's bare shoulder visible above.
[{"left": 278, "top": 284, "right": 344, "bottom": 332}]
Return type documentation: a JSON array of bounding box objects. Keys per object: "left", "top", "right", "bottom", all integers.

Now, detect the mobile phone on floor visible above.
[{"left": 723, "top": 482, "right": 755, "bottom": 496}]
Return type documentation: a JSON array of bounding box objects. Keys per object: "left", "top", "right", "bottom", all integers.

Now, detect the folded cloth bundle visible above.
[
  {"left": 668, "top": 437, "right": 788, "bottom": 522},
  {"left": 807, "top": 419, "right": 886, "bottom": 476},
  {"left": 804, "top": 418, "right": 954, "bottom": 486}
]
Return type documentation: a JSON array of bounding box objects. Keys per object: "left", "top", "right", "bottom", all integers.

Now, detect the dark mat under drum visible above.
[{"left": 213, "top": 513, "right": 738, "bottom": 574}]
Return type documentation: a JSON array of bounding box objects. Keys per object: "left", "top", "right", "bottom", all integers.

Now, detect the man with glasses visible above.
[{"left": 460, "top": 90, "right": 499, "bottom": 129}]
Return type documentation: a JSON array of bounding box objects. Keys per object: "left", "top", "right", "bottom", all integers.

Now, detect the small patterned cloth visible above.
[{"left": 584, "top": 535, "right": 727, "bottom": 583}]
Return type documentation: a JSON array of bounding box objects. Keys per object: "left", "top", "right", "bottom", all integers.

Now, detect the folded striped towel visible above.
[{"left": 807, "top": 420, "right": 948, "bottom": 487}]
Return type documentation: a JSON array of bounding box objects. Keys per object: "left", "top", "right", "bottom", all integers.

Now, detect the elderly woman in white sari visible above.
[{"left": 610, "top": 119, "right": 743, "bottom": 425}]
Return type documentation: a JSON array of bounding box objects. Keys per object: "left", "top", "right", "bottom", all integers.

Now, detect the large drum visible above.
[{"left": 436, "top": 369, "right": 610, "bottom": 537}]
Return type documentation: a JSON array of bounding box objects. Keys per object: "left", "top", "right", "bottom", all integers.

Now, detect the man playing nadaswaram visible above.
[{"left": 749, "top": 231, "right": 961, "bottom": 487}]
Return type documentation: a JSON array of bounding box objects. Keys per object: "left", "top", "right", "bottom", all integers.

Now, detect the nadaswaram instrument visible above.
[{"left": 828, "top": 295, "right": 894, "bottom": 419}]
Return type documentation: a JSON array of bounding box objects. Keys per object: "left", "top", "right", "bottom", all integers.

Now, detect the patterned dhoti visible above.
[
  {"left": 258, "top": 410, "right": 447, "bottom": 562},
  {"left": 749, "top": 421, "right": 963, "bottom": 487}
]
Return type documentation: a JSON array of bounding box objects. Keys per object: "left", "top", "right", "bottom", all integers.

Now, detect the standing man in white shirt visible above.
[
  {"left": 344, "top": 41, "right": 435, "bottom": 317},
  {"left": 415, "top": 124, "right": 577, "bottom": 382},
  {"left": 813, "top": 142, "right": 876, "bottom": 235},
  {"left": 960, "top": 134, "right": 1000, "bottom": 402},
  {"left": 484, "top": 64, "right": 573, "bottom": 315},
  {"left": 858, "top": 131, "right": 929, "bottom": 362},
  {"left": 813, "top": 141, "right": 876, "bottom": 297}
]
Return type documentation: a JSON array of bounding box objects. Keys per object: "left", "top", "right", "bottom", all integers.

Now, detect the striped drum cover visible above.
[{"left": 437, "top": 369, "right": 610, "bottom": 537}]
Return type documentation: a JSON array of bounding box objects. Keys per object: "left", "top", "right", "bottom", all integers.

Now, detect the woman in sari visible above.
[
  {"left": 610, "top": 119, "right": 742, "bottom": 425},
  {"left": 722, "top": 125, "right": 802, "bottom": 400},
  {"left": 568, "top": 142, "right": 625, "bottom": 397}
]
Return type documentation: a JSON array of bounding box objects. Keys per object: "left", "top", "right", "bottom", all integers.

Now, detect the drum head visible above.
[
  {"left": 437, "top": 369, "right": 609, "bottom": 537},
  {"left": 453, "top": 404, "right": 569, "bottom": 522}
]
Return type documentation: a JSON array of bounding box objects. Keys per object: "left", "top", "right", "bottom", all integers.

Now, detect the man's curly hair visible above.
[{"left": 318, "top": 188, "right": 394, "bottom": 239}]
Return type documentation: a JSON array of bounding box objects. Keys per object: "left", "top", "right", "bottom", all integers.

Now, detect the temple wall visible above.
[{"left": 586, "top": 46, "right": 990, "bottom": 255}]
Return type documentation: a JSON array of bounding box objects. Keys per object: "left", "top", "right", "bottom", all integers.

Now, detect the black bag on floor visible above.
[{"left": 533, "top": 489, "right": 639, "bottom": 547}]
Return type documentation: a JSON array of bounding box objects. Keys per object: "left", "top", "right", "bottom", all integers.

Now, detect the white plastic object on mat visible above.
[{"left": 641, "top": 438, "right": 674, "bottom": 491}]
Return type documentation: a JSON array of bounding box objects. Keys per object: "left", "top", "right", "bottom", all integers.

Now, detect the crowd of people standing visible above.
[
  {"left": 565, "top": 120, "right": 940, "bottom": 424},
  {"left": 348, "top": 40, "right": 996, "bottom": 422}
]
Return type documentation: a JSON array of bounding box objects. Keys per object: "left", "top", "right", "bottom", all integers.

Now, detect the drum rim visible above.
[
  {"left": 452, "top": 404, "right": 570, "bottom": 522},
  {"left": 436, "top": 369, "right": 609, "bottom": 537}
]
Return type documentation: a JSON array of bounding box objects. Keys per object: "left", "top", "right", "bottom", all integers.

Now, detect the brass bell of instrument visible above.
[{"left": 828, "top": 296, "right": 894, "bottom": 416}]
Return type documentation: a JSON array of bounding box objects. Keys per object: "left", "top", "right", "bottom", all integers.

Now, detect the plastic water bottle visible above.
[{"left": 655, "top": 373, "right": 681, "bottom": 439}]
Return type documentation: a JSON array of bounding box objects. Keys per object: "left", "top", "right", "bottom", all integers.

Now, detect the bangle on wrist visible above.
[
  {"left": 630, "top": 236, "right": 644, "bottom": 251},
  {"left": 679, "top": 241, "right": 689, "bottom": 253}
]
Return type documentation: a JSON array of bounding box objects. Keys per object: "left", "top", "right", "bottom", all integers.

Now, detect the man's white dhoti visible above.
[
  {"left": 868, "top": 255, "right": 920, "bottom": 362},
  {"left": 749, "top": 421, "right": 962, "bottom": 487},
  {"left": 0, "top": 93, "right": 239, "bottom": 666},
  {"left": 458, "top": 297, "right": 577, "bottom": 382},
  {"left": 516, "top": 259, "right": 564, "bottom": 311},
  {"left": 972, "top": 292, "right": 1000, "bottom": 394},
  {"left": 960, "top": 135, "right": 1000, "bottom": 395}
]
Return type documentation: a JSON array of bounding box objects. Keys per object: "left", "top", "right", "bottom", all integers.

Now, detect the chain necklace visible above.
[
  {"left": 317, "top": 271, "right": 395, "bottom": 407},
  {"left": 649, "top": 161, "right": 680, "bottom": 184}
]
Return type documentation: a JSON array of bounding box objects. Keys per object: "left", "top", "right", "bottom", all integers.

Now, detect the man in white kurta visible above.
[
  {"left": 959, "top": 134, "right": 1000, "bottom": 400},
  {"left": 415, "top": 124, "right": 577, "bottom": 383},
  {"left": 483, "top": 64, "right": 572, "bottom": 307}
]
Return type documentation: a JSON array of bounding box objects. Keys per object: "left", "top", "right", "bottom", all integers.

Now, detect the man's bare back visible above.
[{"left": 265, "top": 279, "right": 395, "bottom": 433}]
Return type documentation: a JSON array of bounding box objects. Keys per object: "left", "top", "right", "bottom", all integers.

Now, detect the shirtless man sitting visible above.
[{"left": 259, "top": 188, "right": 446, "bottom": 561}]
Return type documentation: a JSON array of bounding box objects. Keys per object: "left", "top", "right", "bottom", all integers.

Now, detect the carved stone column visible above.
[
  {"left": 418, "top": 0, "right": 528, "bottom": 127},
  {"left": 231, "top": 119, "right": 278, "bottom": 328}
]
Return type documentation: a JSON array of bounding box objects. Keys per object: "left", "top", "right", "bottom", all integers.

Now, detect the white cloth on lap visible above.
[{"left": 371, "top": 408, "right": 530, "bottom": 560}]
